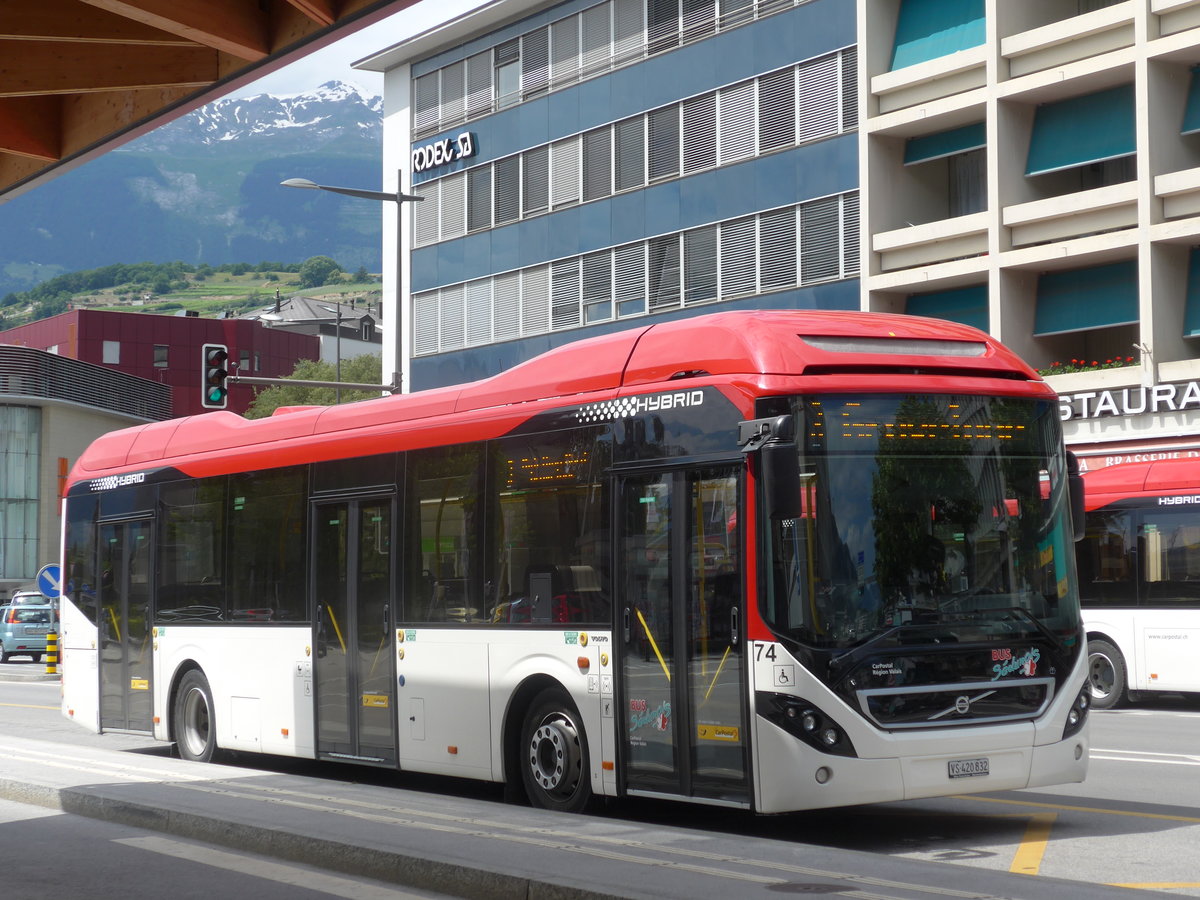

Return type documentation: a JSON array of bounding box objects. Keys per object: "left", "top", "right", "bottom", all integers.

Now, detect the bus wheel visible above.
[
  {"left": 520, "top": 689, "right": 592, "bottom": 813},
  {"left": 175, "top": 669, "right": 217, "bottom": 763},
  {"left": 1087, "top": 639, "right": 1126, "bottom": 710}
]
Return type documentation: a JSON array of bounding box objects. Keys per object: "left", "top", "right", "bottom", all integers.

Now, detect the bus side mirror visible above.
[
  {"left": 740, "top": 415, "right": 800, "bottom": 520},
  {"left": 1067, "top": 451, "right": 1085, "bottom": 542}
]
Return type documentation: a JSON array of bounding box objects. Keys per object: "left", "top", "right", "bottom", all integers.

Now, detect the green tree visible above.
[
  {"left": 244, "top": 354, "right": 384, "bottom": 419},
  {"left": 297, "top": 256, "right": 343, "bottom": 289}
]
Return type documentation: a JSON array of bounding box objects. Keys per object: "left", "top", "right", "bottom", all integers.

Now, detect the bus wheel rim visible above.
[
  {"left": 528, "top": 714, "right": 580, "bottom": 794},
  {"left": 1088, "top": 652, "right": 1115, "bottom": 699},
  {"left": 181, "top": 686, "right": 211, "bottom": 755}
]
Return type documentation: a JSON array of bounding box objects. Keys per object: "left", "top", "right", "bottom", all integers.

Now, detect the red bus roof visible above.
[
  {"left": 1083, "top": 457, "right": 1200, "bottom": 508},
  {"left": 70, "top": 310, "right": 1047, "bottom": 485}
]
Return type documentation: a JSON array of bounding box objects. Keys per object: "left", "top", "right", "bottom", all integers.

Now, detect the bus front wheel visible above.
[
  {"left": 519, "top": 688, "right": 592, "bottom": 813},
  {"left": 175, "top": 669, "right": 217, "bottom": 762},
  {"left": 1088, "top": 639, "right": 1127, "bottom": 710}
]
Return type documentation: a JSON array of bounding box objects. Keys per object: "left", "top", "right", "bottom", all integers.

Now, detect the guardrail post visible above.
[{"left": 45, "top": 632, "right": 58, "bottom": 675}]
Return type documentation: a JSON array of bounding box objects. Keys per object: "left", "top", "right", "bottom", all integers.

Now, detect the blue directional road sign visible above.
[{"left": 36, "top": 563, "right": 62, "bottom": 600}]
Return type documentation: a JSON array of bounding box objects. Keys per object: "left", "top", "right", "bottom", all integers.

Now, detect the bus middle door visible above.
[
  {"left": 618, "top": 465, "right": 750, "bottom": 805},
  {"left": 312, "top": 495, "right": 397, "bottom": 766},
  {"left": 97, "top": 517, "right": 154, "bottom": 735}
]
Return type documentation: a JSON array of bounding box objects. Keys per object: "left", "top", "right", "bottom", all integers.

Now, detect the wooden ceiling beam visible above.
[
  {"left": 80, "top": 0, "right": 271, "bottom": 60},
  {"left": 282, "top": 0, "right": 339, "bottom": 28},
  {"left": 0, "top": 42, "right": 219, "bottom": 96},
  {"left": 0, "top": 0, "right": 196, "bottom": 45},
  {"left": 0, "top": 97, "right": 63, "bottom": 160}
]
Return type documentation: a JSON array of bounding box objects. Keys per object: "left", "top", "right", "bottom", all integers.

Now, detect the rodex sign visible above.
[{"left": 412, "top": 132, "right": 475, "bottom": 174}]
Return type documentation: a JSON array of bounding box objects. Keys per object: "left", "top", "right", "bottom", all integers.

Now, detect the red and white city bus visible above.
[
  {"left": 59, "top": 310, "right": 1091, "bottom": 813},
  {"left": 1078, "top": 457, "right": 1200, "bottom": 708}
]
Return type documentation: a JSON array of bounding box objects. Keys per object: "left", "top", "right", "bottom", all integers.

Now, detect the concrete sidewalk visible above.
[{"left": 0, "top": 733, "right": 1172, "bottom": 900}]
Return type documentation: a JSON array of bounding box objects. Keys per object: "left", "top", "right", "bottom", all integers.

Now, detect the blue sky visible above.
[{"left": 231, "top": 0, "right": 488, "bottom": 99}]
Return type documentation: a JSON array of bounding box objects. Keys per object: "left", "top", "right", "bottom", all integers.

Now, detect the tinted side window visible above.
[
  {"left": 159, "top": 478, "right": 227, "bottom": 621},
  {"left": 1078, "top": 509, "right": 1136, "bottom": 607},
  {"left": 229, "top": 467, "right": 308, "bottom": 622},
  {"left": 406, "top": 445, "right": 484, "bottom": 623},
  {"left": 488, "top": 429, "right": 611, "bottom": 625}
]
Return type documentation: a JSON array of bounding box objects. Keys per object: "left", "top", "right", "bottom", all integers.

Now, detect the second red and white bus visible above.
[
  {"left": 1078, "top": 457, "right": 1200, "bottom": 708},
  {"left": 59, "top": 310, "right": 1091, "bottom": 813}
]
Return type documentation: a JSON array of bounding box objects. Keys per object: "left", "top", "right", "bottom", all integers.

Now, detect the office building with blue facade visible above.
[{"left": 359, "top": 0, "right": 860, "bottom": 392}]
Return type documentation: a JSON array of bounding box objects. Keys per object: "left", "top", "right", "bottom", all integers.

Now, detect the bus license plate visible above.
[{"left": 948, "top": 757, "right": 989, "bottom": 779}]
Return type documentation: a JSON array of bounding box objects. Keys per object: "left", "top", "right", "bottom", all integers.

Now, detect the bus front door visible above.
[
  {"left": 98, "top": 518, "right": 154, "bottom": 734},
  {"left": 619, "top": 466, "right": 749, "bottom": 805},
  {"left": 312, "top": 496, "right": 397, "bottom": 766}
]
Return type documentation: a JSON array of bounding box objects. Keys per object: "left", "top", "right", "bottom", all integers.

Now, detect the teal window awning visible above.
[
  {"left": 1026, "top": 84, "right": 1135, "bottom": 176},
  {"left": 1184, "top": 248, "right": 1200, "bottom": 337},
  {"left": 1182, "top": 67, "right": 1200, "bottom": 136},
  {"left": 890, "top": 0, "right": 985, "bottom": 71},
  {"left": 1034, "top": 261, "right": 1138, "bottom": 336},
  {"left": 904, "top": 123, "right": 986, "bottom": 165},
  {"left": 906, "top": 285, "right": 988, "bottom": 332}
]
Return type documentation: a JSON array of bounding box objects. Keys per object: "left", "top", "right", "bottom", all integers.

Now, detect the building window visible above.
[
  {"left": 495, "top": 39, "right": 521, "bottom": 110},
  {"left": 0, "top": 405, "right": 40, "bottom": 580},
  {"left": 153, "top": 345, "right": 169, "bottom": 368},
  {"left": 103, "top": 341, "right": 120, "bottom": 364}
]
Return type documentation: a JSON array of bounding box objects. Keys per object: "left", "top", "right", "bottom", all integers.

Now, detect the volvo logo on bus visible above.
[{"left": 576, "top": 390, "right": 705, "bottom": 424}]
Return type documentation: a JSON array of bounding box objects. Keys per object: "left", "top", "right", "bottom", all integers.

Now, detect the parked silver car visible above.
[{"left": 0, "top": 602, "right": 56, "bottom": 663}]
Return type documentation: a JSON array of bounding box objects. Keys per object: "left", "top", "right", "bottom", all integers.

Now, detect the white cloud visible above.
[{"left": 231, "top": 0, "right": 489, "bottom": 99}]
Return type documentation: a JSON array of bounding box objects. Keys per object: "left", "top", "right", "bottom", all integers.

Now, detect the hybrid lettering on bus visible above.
[
  {"left": 59, "top": 310, "right": 1090, "bottom": 813},
  {"left": 1077, "top": 457, "right": 1200, "bottom": 708}
]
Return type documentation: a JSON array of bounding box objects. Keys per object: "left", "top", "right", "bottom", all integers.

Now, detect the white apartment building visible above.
[{"left": 859, "top": 0, "right": 1200, "bottom": 470}]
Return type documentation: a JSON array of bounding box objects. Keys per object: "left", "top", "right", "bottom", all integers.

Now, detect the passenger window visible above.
[
  {"left": 1078, "top": 510, "right": 1135, "bottom": 607},
  {"left": 407, "top": 445, "right": 484, "bottom": 623},
  {"left": 487, "top": 429, "right": 611, "bottom": 625}
]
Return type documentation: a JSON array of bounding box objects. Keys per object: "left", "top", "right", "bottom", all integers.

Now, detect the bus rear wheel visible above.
[
  {"left": 520, "top": 688, "right": 592, "bottom": 813},
  {"left": 175, "top": 669, "right": 217, "bottom": 762},
  {"left": 1088, "top": 639, "right": 1127, "bottom": 710}
]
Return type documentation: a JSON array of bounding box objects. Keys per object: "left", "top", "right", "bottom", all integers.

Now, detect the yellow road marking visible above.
[
  {"left": 1111, "top": 885, "right": 1200, "bottom": 890},
  {"left": 1009, "top": 812, "right": 1056, "bottom": 875},
  {"left": 0, "top": 702, "right": 57, "bottom": 710}
]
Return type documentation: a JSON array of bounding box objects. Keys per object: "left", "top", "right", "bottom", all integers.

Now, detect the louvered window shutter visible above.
[
  {"left": 440, "top": 172, "right": 466, "bottom": 239},
  {"left": 800, "top": 196, "right": 840, "bottom": 283},
  {"left": 720, "top": 216, "right": 757, "bottom": 297},
  {"left": 682, "top": 93, "right": 717, "bottom": 173},
  {"left": 523, "top": 145, "right": 550, "bottom": 216},
  {"left": 583, "top": 128, "right": 613, "bottom": 202},
  {"left": 758, "top": 67, "right": 795, "bottom": 153},
  {"left": 551, "top": 258, "right": 582, "bottom": 329},
  {"left": 797, "top": 53, "right": 839, "bottom": 143},
  {"left": 760, "top": 207, "right": 797, "bottom": 290},
  {"left": 614, "top": 242, "right": 647, "bottom": 317},
  {"left": 493, "top": 155, "right": 521, "bottom": 225},
  {"left": 551, "top": 136, "right": 581, "bottom": 208},
  {"left": 522, "top": 265, "right": 551, "bottom": 335},
  {"left": 719, "top": 80, "right": 755, "bottom": 164},
  {"left": 648, "top": 106, "right": 680, "bottom": 181}
]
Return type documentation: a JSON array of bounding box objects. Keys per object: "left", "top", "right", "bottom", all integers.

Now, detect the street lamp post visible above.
[
  {"left": 281, "top": 169, "right": 423, "bottom": 393},
  {"left": 319, "top": 304, "right": 344, "bottom": 403}
]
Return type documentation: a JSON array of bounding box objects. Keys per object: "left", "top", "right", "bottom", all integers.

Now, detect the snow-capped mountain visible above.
[
  {"left": 0, "top": 82, "right": 386, "bottom": 299},
  {"left": 127, "top": 81, "right": 383, "bottom": 152}
]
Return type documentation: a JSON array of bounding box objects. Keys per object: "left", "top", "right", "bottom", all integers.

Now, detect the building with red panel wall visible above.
[{"left": 1, "top": 309, "right": 319, "bottom": 417}]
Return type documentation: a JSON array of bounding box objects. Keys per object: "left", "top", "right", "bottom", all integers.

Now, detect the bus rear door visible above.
[
  {"left": 618, "top": 465, "right": 750, "bottom": 806},
  {"left": 312, "top": 495, "right": 397, "bottom": 766}
]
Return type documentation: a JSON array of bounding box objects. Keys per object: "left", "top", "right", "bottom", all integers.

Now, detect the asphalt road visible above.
[{"left": 2, "top": 664, "right": 1198, "bottom": 898}]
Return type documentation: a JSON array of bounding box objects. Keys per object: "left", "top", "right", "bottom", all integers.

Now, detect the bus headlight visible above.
[
  {"left": 760, "top": 692, "right": 857, "bottom": 758},
  {"left": 1063, "top": 685, "right": 1089, "bottom": 739}
]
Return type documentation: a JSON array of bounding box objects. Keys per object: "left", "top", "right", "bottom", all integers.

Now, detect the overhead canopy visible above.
[
  {"left": 1034, "top": 260, "right": 1138, "bottom": 336},
  {"left": 0, "top": 0, "right": 421, "bottom": 203}
]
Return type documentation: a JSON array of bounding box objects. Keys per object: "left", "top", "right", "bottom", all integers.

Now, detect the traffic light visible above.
[{"left": 201, "top": 343, "right": 229, "bottom": 409}]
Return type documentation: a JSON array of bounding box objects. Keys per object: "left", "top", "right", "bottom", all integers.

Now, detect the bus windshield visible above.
[{"left": 764, "top": 393, "right": 1081, "bottom": 652}]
